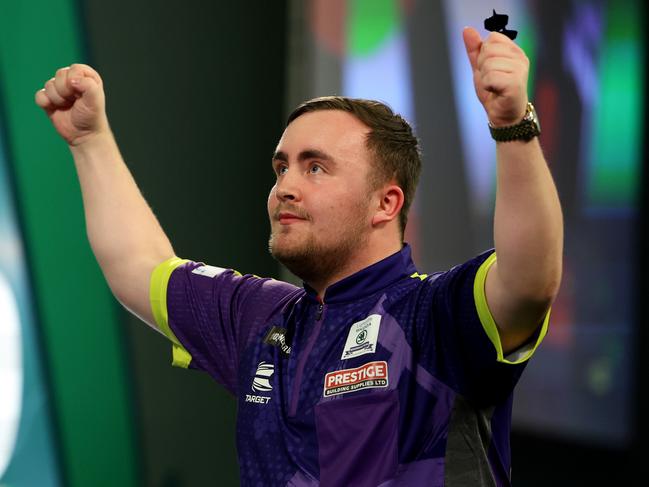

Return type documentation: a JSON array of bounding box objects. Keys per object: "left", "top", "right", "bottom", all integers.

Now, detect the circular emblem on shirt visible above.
[{"left": 356, "top": 330, "right": 368, "bottom": 345}]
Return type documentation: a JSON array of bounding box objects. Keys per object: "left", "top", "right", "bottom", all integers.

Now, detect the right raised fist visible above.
[{"left": 35, "top": 64, "right": 109, "bottom": 146}]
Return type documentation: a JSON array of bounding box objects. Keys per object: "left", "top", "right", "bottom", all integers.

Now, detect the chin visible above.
[
  {"left": 270, "top": 237, "right": 365, "bottom": 289},
  {"left": 268, "top": 233, "right": 320, "bottom": 280},
  {"left": 269, "top": 236, "right": 308, "bottom": 262},
  {"left": 268, "top": 231, "right": 307, "bottom": 257}
]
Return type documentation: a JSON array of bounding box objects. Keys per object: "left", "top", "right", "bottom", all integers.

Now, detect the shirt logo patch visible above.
[
  {"left": 191, "top": 265, "right": 227, "bottom": 278},
  {"left": 341, "top": 314, "right": 381, "bottom": 360},
  {"left": 245, "top": 361, "right": 274, "bottom": 405},
  {"left": 251, "top": 361, "right": 274, "bottom": 392},
  {"left": 263, "top": 326, "right": 292, "bottom": 356},
  {"left": 323, "top": 361, "right": 389, "bottom": 397}
]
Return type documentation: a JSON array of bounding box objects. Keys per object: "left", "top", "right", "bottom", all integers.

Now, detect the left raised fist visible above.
[{"left": 463, "top": 27, "right": 529, "bottom": 127}]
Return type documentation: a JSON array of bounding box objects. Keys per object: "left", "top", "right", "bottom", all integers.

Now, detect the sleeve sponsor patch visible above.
[
  {"left": 263, "top": 326, "right": 292, "bottom": 356},
  {"left": 191, "top": 265, "right": 227, "bottom": 278}
]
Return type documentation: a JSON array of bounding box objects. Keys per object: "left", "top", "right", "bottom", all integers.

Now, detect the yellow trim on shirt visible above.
[
  {"left": 473, "top": 252, "right": 550, "bottom": 365},
  {"left": 171, "top": 344, "right": 193, "bottom": 368},
  {"left": 150, "top": 256, "right": 193, "bottom": 368}
]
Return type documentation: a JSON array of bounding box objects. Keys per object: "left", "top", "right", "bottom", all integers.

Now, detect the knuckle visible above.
[
  {"left": 480, "top": 44, "right": 498, "bottom": 62},
  {"left": 69, "top": 63, "right": 83, "bottom": 76}
]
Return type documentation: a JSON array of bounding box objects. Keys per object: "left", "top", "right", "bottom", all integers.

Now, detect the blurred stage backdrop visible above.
[{"left": 0, "top": 0, "right": 645, "bottom": 486}]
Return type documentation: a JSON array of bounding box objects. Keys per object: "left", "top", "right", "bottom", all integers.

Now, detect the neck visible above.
[{"left": 308, "top": 239, "right": 403, "bottom": 300}]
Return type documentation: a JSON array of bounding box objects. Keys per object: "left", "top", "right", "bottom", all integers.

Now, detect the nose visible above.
[{"left": 275, "top": 170, "right": 302, "bottom": 202}]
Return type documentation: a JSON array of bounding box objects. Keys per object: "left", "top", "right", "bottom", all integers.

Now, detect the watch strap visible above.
[{"left": 489, "top": 102, "right": 540, "bottom": 142}]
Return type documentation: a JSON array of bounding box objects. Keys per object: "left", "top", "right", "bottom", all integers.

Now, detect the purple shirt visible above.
[{"left": 149, "top": 244, "right": 548, "bottom": 486}]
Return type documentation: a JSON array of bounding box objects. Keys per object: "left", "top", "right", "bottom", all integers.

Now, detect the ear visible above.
[{"left": 371, "top": 184, "right": 404, "bottom": 226}]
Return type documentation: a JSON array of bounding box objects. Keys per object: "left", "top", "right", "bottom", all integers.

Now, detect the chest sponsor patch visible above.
[
  {"left": 341, "top": 314, "right": 381, "bottom": 360},
  {"left": 323, "top": 361, "right": 389, "bottom": 397},
  {"left": 191, "top": 265, "right": 227, "bottom": 278}
]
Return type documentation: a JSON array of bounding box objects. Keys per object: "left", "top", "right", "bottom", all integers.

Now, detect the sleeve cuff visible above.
[
  {"left": 473, "top": 252, "right": 550, "bottom": 365},
  {"left": 150, "top": 256, "right": 194, "bottom": 369}
]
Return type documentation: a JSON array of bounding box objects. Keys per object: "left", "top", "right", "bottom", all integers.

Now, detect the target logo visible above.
[
  {"left": 251, "top": 361, "right": 274, "bottom": 393},
  {"left": 245, "top": 361, "right": 274, "bottom": 405}
]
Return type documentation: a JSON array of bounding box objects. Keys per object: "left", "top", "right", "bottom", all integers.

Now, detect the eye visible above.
[
  {"left": 275, "top": 164, "right": 288, "bottom": 176},
  {"left": 309, "top": 164, "right": 323, "bottom": 174}
]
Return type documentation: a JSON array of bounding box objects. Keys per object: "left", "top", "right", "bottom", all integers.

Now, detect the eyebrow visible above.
[{"left": 271, "top": 149, "right": 337, "bottom": 165}]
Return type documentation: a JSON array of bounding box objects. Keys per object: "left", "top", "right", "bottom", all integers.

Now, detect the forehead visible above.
[{"left": 276, "top": 110, "right": 371, "bottom": 164}]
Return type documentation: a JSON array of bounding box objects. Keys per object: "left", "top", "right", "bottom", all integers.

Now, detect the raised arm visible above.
[
  {"left": 462, "top": 28, "right": 563, "bottom": 354},
  {"left": 35, "top": 64, "right": 175, "bottom": 328}
]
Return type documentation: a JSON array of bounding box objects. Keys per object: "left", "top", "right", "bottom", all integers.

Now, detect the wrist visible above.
[
  {"left": 69, "top": 126, "right": 115, "bottom": 154},
  {"left": 488, "top": 102, "right": 541, "bottom": 143}
]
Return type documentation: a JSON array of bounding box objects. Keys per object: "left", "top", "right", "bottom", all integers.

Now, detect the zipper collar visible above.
[{"left": 302, "top": 243, "right": 418, "bottom": 304}]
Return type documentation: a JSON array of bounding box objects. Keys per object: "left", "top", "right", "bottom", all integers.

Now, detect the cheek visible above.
[{"left": 267, "top": 187, "right": 277, "bottom": 214}]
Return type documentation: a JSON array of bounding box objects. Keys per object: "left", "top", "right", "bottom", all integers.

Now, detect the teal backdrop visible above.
[{"left": 0, "top": 1, "right": 138, "bottom": 486}]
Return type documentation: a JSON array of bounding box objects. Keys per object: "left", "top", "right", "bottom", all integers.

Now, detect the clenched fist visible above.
[
  {"left": 463, "top": 27, "right": 529, "bottom": 127},
  {"left": 35, "top": 64, "right": 109, "bottom": 146}
]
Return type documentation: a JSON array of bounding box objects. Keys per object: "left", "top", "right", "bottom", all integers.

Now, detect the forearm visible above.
[
  {"left": 70, "top": 131, "right": 175, "bottom": 289},
  {"left": 493, "top": 138, "right": 563, "bottom": 301}
]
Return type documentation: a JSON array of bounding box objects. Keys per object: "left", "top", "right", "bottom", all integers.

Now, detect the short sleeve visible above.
[
  {"left": 420, "top": 249, "right": 550, "bottom": 405},
  {"left": 149, "top": 256, "right": 299, "bottom": 395},
  {"left": 473, "top": 252, "right": 549, "bottom": 364}
]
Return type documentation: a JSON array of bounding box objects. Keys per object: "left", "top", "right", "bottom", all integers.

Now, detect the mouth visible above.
[
  {"left": 273, "top": 207, "right": 309, "bottom": 226},
  {"left": 277, "top": 211, "right": 307, "bottom": 225}
]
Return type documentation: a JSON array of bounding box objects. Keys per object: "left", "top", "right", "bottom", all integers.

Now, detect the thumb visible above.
[{"left": 462, "top": 27, "right": 482, "bottom": 72}]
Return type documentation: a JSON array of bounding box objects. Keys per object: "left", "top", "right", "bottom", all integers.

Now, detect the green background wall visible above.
[{"left": 0, "top": 1, "right": 137, "bottom": 486}]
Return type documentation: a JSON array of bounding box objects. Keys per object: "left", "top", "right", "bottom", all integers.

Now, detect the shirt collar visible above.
[{"left": 302, "top": 243, "right": 418, "bottom": 304}]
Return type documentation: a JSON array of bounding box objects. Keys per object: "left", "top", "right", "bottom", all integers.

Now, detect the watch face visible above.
[
  {"left": 523, "top": 103, "right": 534, "bottom": 120},
  {"left": 521, "top": 104, "right": 540, "bottom": 133},
  {"left": 527, "top": 103, "right": 540, "bottom": 129},
  {"left": 531, "top": 107, "right": 540, "bottom": 131}
]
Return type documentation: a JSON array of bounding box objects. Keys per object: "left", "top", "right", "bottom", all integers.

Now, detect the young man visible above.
[{"left": 36, "top": 27, "right": 562, "bottom": 486}]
